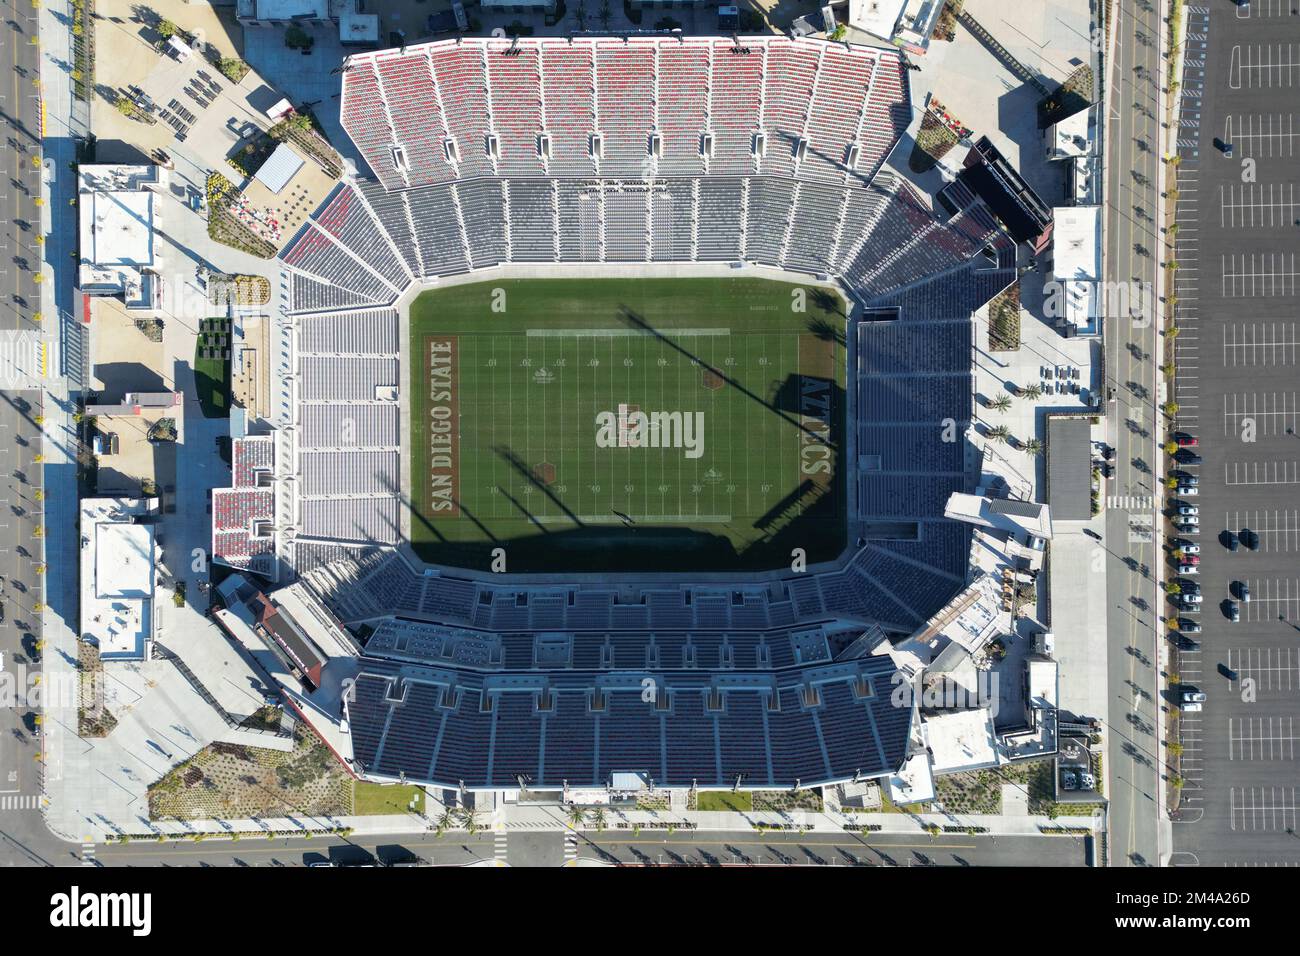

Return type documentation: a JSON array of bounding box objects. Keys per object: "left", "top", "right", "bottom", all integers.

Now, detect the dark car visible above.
[
  {"left": 1177, "top": 452, "right": 1204, "bottom": 466},
  {"left": 1243, "top": 528, "right": 1260, "bottom": 551},
  {"left": 1229, "top": 601, "right": 1241, "bottom": 623},
  {"left": 1226, "top": 531, "right": 1240, "bottom": 552},
  {"left": 1179, "top": 619, "right": 1202, "bottom": 633}
]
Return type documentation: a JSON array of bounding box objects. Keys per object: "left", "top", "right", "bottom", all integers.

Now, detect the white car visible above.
[
  {"left": 1179, "top": 543, "right": 1201, "bottom": 554},
  {"left": 1179, "top": 565, "right": 1199, "bottom": 575},
  {"left": 1178, "top": 486, "right": 1199, "bottom": 496},
  {"left": 1179, "top": 515, "right": 1200, "bottom": 526},
  {"left": 1182, "top": 593, "right": 1203, "bottom": 604},
  {"left": 1178, "top": 504, "right": 1199, "bottom": 516}
]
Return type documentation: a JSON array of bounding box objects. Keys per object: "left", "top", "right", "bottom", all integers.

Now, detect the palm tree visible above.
[
  {"left": 1019, "top": 384, "right": 1043, "bottom": 401},
  {"left": 988, "top": 394, "right": 1012, "bottom": 413},
  {"left": 1022, "top": 438, "right": 1044, "bottom": 456},
  {"left": 589, "top": 807, "right": 607, "bottom": 832},
  {"left": 567, "top": 804, "right": 586, "bottom": 829},
  {"left": 986, "top": 425, "right": 1011, "bottom": 444},
  {"left": 458, "top": 807, "right": 483, "bottom": 834},
  {"left": 434, "top": 807, "right": 455, "bottom": 836}
]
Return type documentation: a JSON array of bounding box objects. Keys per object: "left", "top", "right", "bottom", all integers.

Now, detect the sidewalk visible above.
[{"left": 79, "top": 801, "right": 1099, "bottom": 843}]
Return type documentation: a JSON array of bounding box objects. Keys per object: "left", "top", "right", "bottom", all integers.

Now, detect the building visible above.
[
  {"left": 252, "top": 143, "right": 306, "bottom": 196},
  {"left": 1045, "top": 416, "right": 1093, "bottom": 521},
  {"left": 77, "top": 165, "right": 165, "bottom": 311},
  {"left": 1049, "top": 204, "right": 1102, "bottom": 335},
  {"left": 79, "top": 498, "right": 162, "bottom": 660},
  {"left": 845, "top": 0, "right": 944, "bottom": 54},
  {"left": 957, "top": 137, "right": 1054, "bottom": 252}
]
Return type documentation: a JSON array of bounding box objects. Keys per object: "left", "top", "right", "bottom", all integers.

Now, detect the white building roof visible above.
[
  {"left": 95, "top": 523, "right": 155, "bottom": 599},
  {"left": 254, "top": 143, "right": 305, "bottom": 195},
  {"left": 945, "top": 491, "right": 1054, "bottom": 541},
  {"left": 886, "top": 752, "right": 935, "bottom": 805},
  {"left": 255, "top": 0, "right": 328, "bottom": 18},
  {"left": 78, "top": 165, "right": 162, "bottom": 308},
  {"left": 1048, "top": 108, "right": 1092, "bottom": 160},
  {"left": 1052, "top": 205, "right": 1101, "bottom": 282},
  {"left": 849, "top": 0, "right": 906, "bottom": 39},
  {"left": 80, "top": 498, "right": 158, "bottom": 660},
  {"left": 923, "top": 708, "right": 1000, "bottom": 774}
]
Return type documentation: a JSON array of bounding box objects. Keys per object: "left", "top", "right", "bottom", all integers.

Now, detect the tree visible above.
[
  {"left": 1166, "top": 581, "right": 1181, "bottom": 595},
  {"left": 157, "top": 18, "right": 177, "bottom": 41},
  {"left": 1162, "top": 401, "right": 1179, "bottom": 417},
  {"left": 434, "top": 807, "right": 455, "bottom": 836},
  {"left": 590, "top": 807, "right": 606, "bottom": 832},
  {"left": 989, "top": 394, "right": 1012, "bottom": 413},
  {"left": 567, "top": 804, "right": 586, "bottom": 829},
  {"left": 986, "top": 425, "right": 1011, "bottom": 444},
  {"left": 1164, "top": 440, "right": 1178, "bottom": 455},
  {"left": 1168, "top": 742, "right": 1184, "bottom": 757},
  {"left": 1166, "top": 325, "right": 1181, "bottom": 339},
  {"left": 1022, "top": 438, "right": 1044, "bottom": 456},
  {"left": 1019, "top": 383, "right": 1043, "bottom": 401}
]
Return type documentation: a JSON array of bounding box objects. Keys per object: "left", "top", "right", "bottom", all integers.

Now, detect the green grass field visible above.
[{"left": 408, "top": 277, "right": 847, "bottom": 572}]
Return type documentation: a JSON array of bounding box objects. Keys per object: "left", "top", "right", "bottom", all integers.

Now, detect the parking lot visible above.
[{"left": 1168, "top": 2, "right": 1300, "bottom": 867}]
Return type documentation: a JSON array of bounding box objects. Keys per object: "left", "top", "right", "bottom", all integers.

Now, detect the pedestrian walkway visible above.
[{"left": 0, "top": 794, "right": 43, "bottom": 811}]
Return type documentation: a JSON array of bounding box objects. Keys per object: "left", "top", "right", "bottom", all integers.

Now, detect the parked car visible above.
[
  {"left": 1176, "top": 541, "right": 1200, "bottom": 554},
  {"left": 1227, "top": 531, "right": 1240, "bottom": 552},
  {"left": 1179, "top": 619, "right": 1202, "bottom": 633},
  {"left": 1181, "top": 593, "right": 1203, "bottom": 605},
  {"left": 1180, "top": 554, "right": 1201, "bottom": 565},
  {"left": 1178, "top": 520, "right": 1200, "bottom": 533},
  {"left": 1243, "top": 529, "right": 1260, "bottom": 551},
  {"left": 1178, "top": 452, "right": 1204, "bottom": 466},
  {"left": 1180, "top": 475, "right": 1199, "bottom": 486},
  {"left": 1182, "top": 690, "right": 1207, "bottom": 704},
  {"left": 1175, "top": 435, "right": 1199, "bottom": 447},
  {"left": 1229, "top": 601, "right": 1241, "bottom": 623},
  {"left": 1235, "top": 581, "right": 1251, "bottom": 602},
  {"left": 1178, "top": 486, "right": 1199, "bottom": 496},
  {"left": 1181, "top": 580, "right": 1201, "bottom": 595},
  {"left": 1179, "top": 564, "right": 1199, "bottom": 575},
  {"left": 1182, "top": 701, "right": 1203, "bottom": 713}
]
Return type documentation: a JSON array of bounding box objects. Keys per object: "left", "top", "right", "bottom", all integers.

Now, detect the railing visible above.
[{"left": 153, "top": 641, "right": 292, "bottom": 738}]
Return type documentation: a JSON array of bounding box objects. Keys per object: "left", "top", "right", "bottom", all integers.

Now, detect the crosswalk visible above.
[
  {"left": 0, "top": 332, "right": 48, "bottom": 388},
  {"left": 0, "top": 793, "right": 41, "bottom": 810},
  {"left": 81, "top": 842, "right": 97, "bottom": 866},
  {"left": 563, "top": 831, "right": 578, "bottom": 865},
  {"left": 1107, "top": 495, "right": 1156, "bottom": 510},
  {"left": 494, "top": 830, "right": 508, "bottom": 864}
]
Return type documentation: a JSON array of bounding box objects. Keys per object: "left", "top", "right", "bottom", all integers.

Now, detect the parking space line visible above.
[{"left": 1222, "top": 391, "right": 1298, "bottom": 437}]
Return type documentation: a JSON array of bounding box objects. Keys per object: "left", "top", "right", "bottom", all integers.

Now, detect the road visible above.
[
  {"left": 0, "top": 0, "right": 43, "bottom": 333},
  {"left": 76, "top": 828, "right": 1090, "bottom": 868},
  {"left": 1102, "top": 0, "right": 1167, "bottom": 868},
  {"left": 0, "top": 390, "right": 49, "bottom": 865}
]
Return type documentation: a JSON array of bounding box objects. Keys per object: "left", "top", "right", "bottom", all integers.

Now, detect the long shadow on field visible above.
[
  {"left": 615, "top": 306, "right": 839, "bottom": 450},
  {"left": 493, "top": 444, "right": 584, "bottom": 530}
]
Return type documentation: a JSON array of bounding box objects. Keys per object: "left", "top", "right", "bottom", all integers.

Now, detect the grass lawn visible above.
[
  {"left": 408, "top": 277, "right": 847, "bottom": 572},
  {"left": 696, "top": 790, "right": 753, "bottom": 812},
  {"left": 194, "top": 320, "right": 232, "bottom": 418},
  {"left": 352, "top": 782, "right": 426, "bottom": 816}
]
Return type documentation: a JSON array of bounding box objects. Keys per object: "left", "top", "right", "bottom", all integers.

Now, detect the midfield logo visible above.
[{"left": 595, "top": 404, "right": 705, "bottom": 460}]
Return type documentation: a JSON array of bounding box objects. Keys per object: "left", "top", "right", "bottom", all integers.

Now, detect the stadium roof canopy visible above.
[{"left": 1046, "top": 417, "right": 1092, "bottom": 521}]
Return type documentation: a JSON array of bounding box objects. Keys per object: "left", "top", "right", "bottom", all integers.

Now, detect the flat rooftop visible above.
[{"left": 80, "top": 498, "right": 158, "bottom": 660}]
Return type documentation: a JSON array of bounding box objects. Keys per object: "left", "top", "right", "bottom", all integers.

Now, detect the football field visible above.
[{"left": 408, "top": 277, "right": 847, "bottom": 572}]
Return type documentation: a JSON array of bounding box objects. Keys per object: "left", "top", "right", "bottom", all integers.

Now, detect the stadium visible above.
[{"left": 211, "top": 34, "right": 1017, "bottom": 795}]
